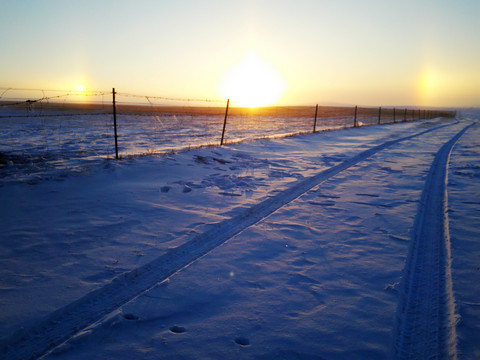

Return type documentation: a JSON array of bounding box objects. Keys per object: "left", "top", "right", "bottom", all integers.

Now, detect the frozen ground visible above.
[
  {"left": 0, "top": 113, "right": 479, "bottom": 359},
  {"left": 0, "top": 106, "right": 354, "bottom": 186}
]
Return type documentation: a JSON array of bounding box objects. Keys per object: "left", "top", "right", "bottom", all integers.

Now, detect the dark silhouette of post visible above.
[
  {"left": 403, "top": 108, "right": 407, "bottom": 122},
  {"left": 313, "top": 104, "right": 318, "bottom": 133},
  {"left": 112, "top": 88, "right": 118, "bottom": 159},
  {"left": 378, "top": 107, "right": 381, "bottom": 125},
  {"left": 393, "top": 108, "right": 396, "bottom": 123},
  {"left": 220, "top": 98, "right": 229, "bottom": 146},
  {"left": 353, "top": 106, "right": 358, "bottom": 127}
]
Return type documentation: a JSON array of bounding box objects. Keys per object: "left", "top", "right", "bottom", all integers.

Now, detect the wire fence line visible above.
[{"left": 0, "top": 86, "right": 456, "bottom": 173}]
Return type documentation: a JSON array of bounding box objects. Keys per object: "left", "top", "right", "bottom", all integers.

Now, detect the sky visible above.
[{"left": 0, "top": 0, "right": 479, "bottom": 107}]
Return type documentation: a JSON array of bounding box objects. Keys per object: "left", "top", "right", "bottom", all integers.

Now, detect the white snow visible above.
[{"left": 0, "top": 111, "right": 479, "bottom": 359}]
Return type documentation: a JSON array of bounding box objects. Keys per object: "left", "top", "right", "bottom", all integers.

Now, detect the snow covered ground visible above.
[
  {"left": 0, "top": 107, "right": 352, "bottom": 186},
  {"left": 0, "top": 112, "right": 479, "bottom": 359}
]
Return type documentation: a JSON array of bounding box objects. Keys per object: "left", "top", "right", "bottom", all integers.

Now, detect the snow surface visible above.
[
  {"left": 0, "top": 107, "right": 351, "bottom": 186},
  {"left": 0, "top": 112, "right": 479, "bottom": 359}
]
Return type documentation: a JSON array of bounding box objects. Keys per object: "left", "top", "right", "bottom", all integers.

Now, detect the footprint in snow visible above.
[
  {"left": 308, "top": 200, "right": 335, "bottom": 206},
  {"left": 170, "top": 325, "right": 186, "bottom": 334},
  {"left": 123, "top": 313, "right": 139, "bottom": 320},
  {"left": 235, "top": 336, "right": 250, "bottom": 346},
  {"left": 182, "top": 185, "right": 192, "bottom": 193},
  {"left": 160, "top": 186, "right": 171, "bottom": 193},
  {"left": 219, "top": 192, "right": 242, "bottom": 197}
]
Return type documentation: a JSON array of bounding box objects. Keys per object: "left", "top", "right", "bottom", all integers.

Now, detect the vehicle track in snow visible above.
[
  {"left": 392, "top": 123, "right": 472, "bottom": 360},
  {"left": 0, "top": 122, "right": 456, "bottom": 360}
]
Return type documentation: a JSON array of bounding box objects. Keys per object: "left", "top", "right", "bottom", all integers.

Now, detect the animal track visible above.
[
  {"left": 123, "top": 313, "right": 139, "bottom": 320},
  {"left": 234, "top": 336, "right": 250, "bottom": 346},
  {"left": 169, "top": 325, "right": 186, "bottom": 334}
]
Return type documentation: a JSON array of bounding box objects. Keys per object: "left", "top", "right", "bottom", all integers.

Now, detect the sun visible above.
[
  {"left": 74, "top": 84, "right": 87, "bottom": 92},
  {"left": 219, "top": 51, "right": 286, "bottom": 107}
]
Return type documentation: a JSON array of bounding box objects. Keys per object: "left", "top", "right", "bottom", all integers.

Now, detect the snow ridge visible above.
[
  {"left": 0, "top": 123, "right": 454, "bottom": 360},
  {"left": 393, "top": 123, "right": 472, "bottom": 360}
]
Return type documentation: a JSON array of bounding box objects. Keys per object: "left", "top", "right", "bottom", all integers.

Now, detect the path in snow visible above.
[
  {"left": 393, "top": 124, "right": 472, "bottom": 359},
  {"left": 448, "top": 121, "right": 480, "bottom": 360},
  {"left": 0, "top": 123, "right": 456, "bottom": 359}
]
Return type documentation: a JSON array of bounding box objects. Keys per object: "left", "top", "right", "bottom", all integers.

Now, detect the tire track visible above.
[
  {"left": 0, "top": 122, "right": 455, "bottom": 360},
  {"left": 393, "top": 123, "right": 472, "bottom": 359}
]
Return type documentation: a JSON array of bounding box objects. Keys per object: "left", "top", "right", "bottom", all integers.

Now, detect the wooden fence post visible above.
[
  {"left": 393, "top": 107, "right": 396, "bottom": 123},
  {"left": 220, "top": 98, "right": 229, "bottom": 146},
  {"left": 112, "top": 88, "right": 118, "bottom": 159},
  {"left": 378, "top": 106, "right": 381, "bottom": 125},
  {"left": 313, "top": 104, "right": 318, "bottom": 133},
  {"left": 354, "top": 105, "right": 358, "bottom": 127}
]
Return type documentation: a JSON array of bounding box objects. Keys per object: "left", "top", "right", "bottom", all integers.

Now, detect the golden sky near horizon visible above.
[{"left": 0, "top": 0, "right": 479, "bottom": 107}]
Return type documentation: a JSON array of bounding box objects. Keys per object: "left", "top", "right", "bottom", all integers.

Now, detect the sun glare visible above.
[
  {"left": 219, "top": 51, "right": 286, "bottom": 107},
  {"left": 417, "top": 69, "right": 441, "bottom": 105},
  {"left": 74, "top": 84, "right": 86, "bottom": 92}
]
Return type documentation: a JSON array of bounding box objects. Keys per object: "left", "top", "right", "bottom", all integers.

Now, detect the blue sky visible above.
[{"left": 1, "top": 0, "right": 479, "bottom": 106}]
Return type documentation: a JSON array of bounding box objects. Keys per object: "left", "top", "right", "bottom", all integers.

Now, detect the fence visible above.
[{"left": 0, "top": 86, "right": 457, "bottom": 171}]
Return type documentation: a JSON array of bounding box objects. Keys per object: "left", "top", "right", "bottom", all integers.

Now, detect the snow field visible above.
[
  {"left": 0, "top": 119, "right": 438, "bottom": 341},
  {"left": 43, "top": 120, "right": 470, "bottom": 360},
  {"left": 0, "top": 117, "right": 478, "bottom": 359},
  {"left": 0, "top": 108, "right": 351, "bottom": 186}
]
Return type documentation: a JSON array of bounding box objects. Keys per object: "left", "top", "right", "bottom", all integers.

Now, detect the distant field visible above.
[
  {"left": 1, "top": 100, "right": 361, "bottom": 118},
  {"left": 1, "top": 99, "right": 454, "bottom": 122}
]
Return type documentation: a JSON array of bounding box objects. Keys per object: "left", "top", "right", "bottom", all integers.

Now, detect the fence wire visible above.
[{"left": 0, "top": 87, "right": 456, "bottom": 184}]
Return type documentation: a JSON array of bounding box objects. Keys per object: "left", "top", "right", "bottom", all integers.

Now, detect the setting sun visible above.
[
  {"left": 74, "top": 84, "right": 86, "bottom": 92},
  {"left": 219, "top": 51, "right": 286, "bottom": 107}
]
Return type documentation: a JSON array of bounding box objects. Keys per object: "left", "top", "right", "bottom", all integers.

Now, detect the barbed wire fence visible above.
[
  {"left": 112, "top": 90, "right": 227, "bottom": 158},
  {"left": 0, "top": 86, "right": 457, "bottom": 180}
]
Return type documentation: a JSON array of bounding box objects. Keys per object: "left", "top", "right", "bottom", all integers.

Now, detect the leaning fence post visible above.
[
  {"left": 353, "top": 105, "right": 358, "bottom": 127},
  {"left": 112, "top": 87, "right": 119, "bottom": 159},
  {"left": 220, "top": 98, "right": 229, "bottom": 146},
  {"left": 313, "top": 104, "right": 318, "bottom": 133},
  {"left": 378, "top": 106, "right": 381, "bottom": 125}
]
